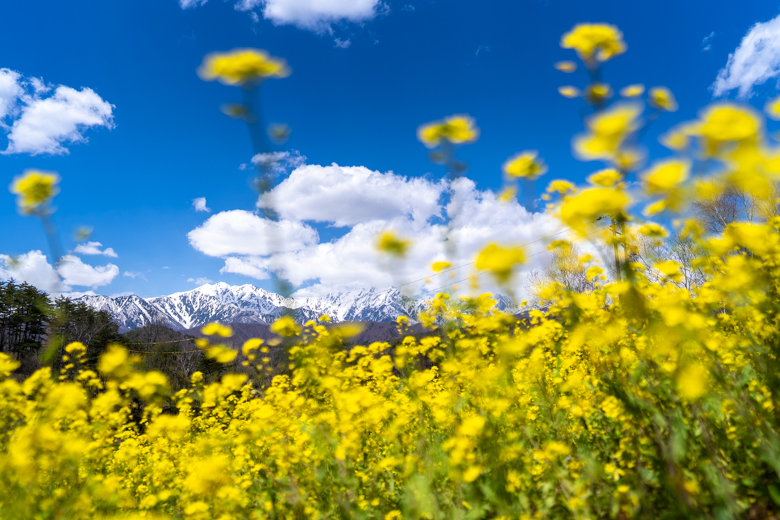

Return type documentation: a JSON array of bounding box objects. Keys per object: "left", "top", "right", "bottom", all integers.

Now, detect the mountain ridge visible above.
[{"left": 77, "top": 282, "right": 517, "bottom": 332}]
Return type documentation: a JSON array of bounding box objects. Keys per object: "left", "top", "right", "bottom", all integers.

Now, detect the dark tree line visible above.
[{"left": 0, "top": 280, "right": 124, "bottom": 374}]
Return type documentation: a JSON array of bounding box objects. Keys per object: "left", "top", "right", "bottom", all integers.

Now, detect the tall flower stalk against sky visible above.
[
  {"left": 9, "top": 170, "right": 63, "bottom": 291},
  {"left": 198, "top": 49, "right": 294, "bottom": 297},
  {"left": 416, "top": 115, "right": 479, "bottom": 285},
  {"left": 558, "top": 23, "right": 676, "bottom": 282}
]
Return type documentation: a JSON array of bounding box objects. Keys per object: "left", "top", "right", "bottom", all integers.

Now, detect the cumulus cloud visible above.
[
  {"left": 73, "top": 241, "right": 118, "bottom": 257},
  {"left": 712, "top": 14, "right": 780, "bottom": 98},
  {"left": 0, "top": 250, "right": 63, "bottom": 293},
  {"left": 0, "top": 250, "right": 119, "bottom": 292},
  {"left": 192, "top": 197, "right": 211, "bottom": 213},
  {"left": 188, "top": 210, "right": 319, "bottom": 257},
  {"left": 0, "top": 69, "right": 23, "bottom": 124},
  {"left": 183, "top": 0, "right": 384, "bottom": 33},
  {"left": 259, "top": 163, "right": 445, "bottom": 227},
  {"left": 58, "top": 255, "right": 119, "bottom": 288},
  {"left": 0, "top": 69, "right": 114, "bottom": 155},
  {"left": 186, "top": 162, "right": 606, "bottom": 298}
]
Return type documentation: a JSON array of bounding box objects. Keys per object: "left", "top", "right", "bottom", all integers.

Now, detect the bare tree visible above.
[
  {"left": 691, "top": 183, "right": 780, "bottom": 235},
  {"left": 527, "top": 244, "right": 598, "bottom": 304}
]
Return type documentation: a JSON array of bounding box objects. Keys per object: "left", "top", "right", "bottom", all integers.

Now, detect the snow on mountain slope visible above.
[{"left": 76, "top": 282, "right": 517, "bottom": 332}]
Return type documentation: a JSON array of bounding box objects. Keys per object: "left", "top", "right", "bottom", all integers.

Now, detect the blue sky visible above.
[{"left": 2, "top": 0, "right": 780, "bottom": 298}]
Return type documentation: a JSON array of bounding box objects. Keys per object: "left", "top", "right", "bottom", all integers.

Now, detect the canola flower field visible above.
[{"left": 5, "top": 23, "right": 780, "bottom": 519}]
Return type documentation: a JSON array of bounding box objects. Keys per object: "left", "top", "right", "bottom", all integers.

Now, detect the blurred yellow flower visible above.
[
  {"left": 561, "top": 23, "right": 626, "bottom": 62},
  {"left": 270, "top": 316, "right": 299, "bottom": 337},
  {"left": 648, "top": 86, "right": 677, "bottom": 112},
  {"left": 503, "top": 151, "right": 548, "bottom": 179},
  {"left": 620, "top": 84, "right": 644, "bottom": 98},
  {"left": 547, "top": 180, "right": 574, "bottom": 194},
  {"left": 198, "top": 48, "right": 290, "bottom": 85},
  {"left": 697, "top": 103, "right": 760, "bottom": 154},
  {"left": 560, "top": 187, "right": 629, "bottom": 232},
  {"left": 677, "top": 363, "right": 708, "bottom": 401},
  {"left": 417, "top": 115, "right": 479, "bottom": 148},
  {"left": 584, "top": 83, "right": 613, "bottom": 104},
  {"left": 475, "top": 244, "right": 525, "bottom": 284},
  {"left": 642, "top": 159, "right": 689, "bottom": 194},
  {"left": 377, "top": 231, "right": 411, "bottom": 258},
  {"left": 431, "top": 261, "right": 452, "bottom": 273},
  {"left": 765, "top": 96, "right": 780, "bottom": 120},
  {"left": 573, "top": 103, "right": 642, "bottom": 161},
  {"left": 558, "top": 86, "right": 580, "bottom": 98},
  {"left": 202, "top": 322, "right": 233, "bottom": 337},
  {"left": 588, "top": 168, "right": 622, "bottom": 187},
  {"left": 554, "top": 61, "right": 577, "bottom": 73},
  {"left": 10, "top": 170, "right": 59, "bottom": 214}
]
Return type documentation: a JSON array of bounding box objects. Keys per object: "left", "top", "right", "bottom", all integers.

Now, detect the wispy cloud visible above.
[
  {"left": 187, "top": 276, "right": 214, "bottom": 285},
  {"left": 123, "top": 271, "right": 147, "bottom": 281},
  {"left": 712, "top": 14, "right": 780, "bottom": 98},
  {"left": 702, "top": 31, "right": 715, "bottom": 52},
  {"left": 475, "top": 45, "right": 491, "bottom": 56},
  {"left": 334, "top": 38, "right": 352, "bottom": 49}
]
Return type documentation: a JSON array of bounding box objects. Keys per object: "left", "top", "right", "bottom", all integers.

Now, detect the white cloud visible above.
[
  {"left": 58, "top": 255, "right": 119, "bottom": 288},
  {"left": 0, "top": 250, "right": 64, "bottom": 293},
  {"left": 192, "top": 197, "right": 211, "bottom": 213},
  {"left": 712, "top": 14, "right": 780, "bottom": 98},
  {"left": 73, "top": 241, "right": 118, "bottom": 257},
  {"left": 251, "top": 149, "right": 306, "bottom": 176},
  {"left": 334, "top": 38, "right": 352, "bottom": 49},
  {"left": 162, "top": 266, "right": 170, "bottom": 269},
  {"left": 0, "top": 69, "right": 23, "bottom": 123},
  {"left": 123, "top": 271, "right": 147, "bottom": 281},
  {"left": 192, "top": 163, "right": 607, "bottom": 299},
  {"left": 180, "top": 0, "right": 208, "bottom": 7},
  {"left": 185, "top": 0, "right": 384, "bottom": 33},
  {"left": 702, "top": 31, "right": 715, "bottom": 52},
  {"left": 4, "top": 85, "right": 114, "bottom": 155},
  {"left": 188, "top": 210, "right": 319, "bottom": 257},
  {"left": 188, "top": 276, "right": 214, "bottom": 285},
  {"left": 259, "top": 163, "right": 445, "bottom": 227},
  {"left": 0, "top": 250, "right": 119, "bottom": 292}
]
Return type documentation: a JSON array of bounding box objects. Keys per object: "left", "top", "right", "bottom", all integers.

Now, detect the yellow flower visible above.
[
  {"left": 584, "top": 83, "right": 613, "bottom": 104},
  {"left": 697, "top": 103, "right": 760, "bottom": 154},
  {"left": 377, "top": 231, "right": 411, "bottom": 258},
  {"left": 648, "top": 86, "right": 677, "bottom": 112},
  {"left": 547, "top": 180, "right": 574, "bottom": 194},
  {"left": 765, "top": 96, "right": 780, "bottom": 120},
  {"left": 638, "top": 223, "right": 667, "bottom": 237},
  {"left": 270, "top": 316, "right": 299, "bottom": 337},
  {"left": 10, "top": 170, "right": 59, "bottom": 214},
  {"left": 677, "top": 363, "right": 708, "bottom": 401},
  {"left": 642, "top": 159, "right": 689, "bottom": 194},
  {"left": 431, "top": 261, "right": 452, "bottom": 273},
  {"left": 620, "top": 84, "right": 645, "bottom": 98},
  {"left": 558, "top": 86, "right": 580, "bottom": 98},
  {"left": 503, "top": 151, "right": 548, "bottom": 179},
  {"left": 202, "top": 322, "right": 233, "bottom": 337},
  {"left": 554, "top": 61, "right": 577, "bottom": 72},
  {"left": 588, "top": 168, "right": 622, "bottom": 187},
  {"left": 475, "top": 244, "right": 525, "bottom": 284},
  {"left": 573, "top": 103, "right": 642, "bottom": 161},
  {"left": 561, "top": 23, "right": 626, "bottom": 62},
  {"left": 198, "top": 48, "right": 290, "bottom": 85},
  {"left": 417, "top": 115, "right": 479, "bottom": 148},
  {"left": 242, "top": 338, "right": 263, "bottom": 357},
  {"left": 560, "top": 187, "right": 629, "bottom": 233}
]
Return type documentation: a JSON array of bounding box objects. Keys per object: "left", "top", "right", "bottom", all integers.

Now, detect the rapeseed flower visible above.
[
  {"left": 561, "top": 23, "right": 626, "bottom": 63},
  {"left": 198, "top": 48, "right": 290, "bottom": 85},
  {"left": 417, "top": 115, "right": 479, "bottom": 148},
  {"left": 10, "top": 170, "right": 59, "bottom": 214},
  {"left": 503, "top": 151, "right": 547, "bottom": 179}
]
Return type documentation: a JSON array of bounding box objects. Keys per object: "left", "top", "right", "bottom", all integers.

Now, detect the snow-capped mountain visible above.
[{"left": 76, "top": 282, "right": 517, "bottom": 332}]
